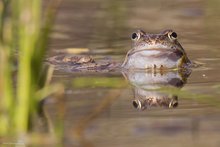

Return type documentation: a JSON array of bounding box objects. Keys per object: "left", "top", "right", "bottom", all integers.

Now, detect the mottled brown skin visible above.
[
  {"left": 46, "top": 54, "right": 120, "bottom": 72},
  {"left": 47, "top": 55, "right": 94, "bottom": 64}
]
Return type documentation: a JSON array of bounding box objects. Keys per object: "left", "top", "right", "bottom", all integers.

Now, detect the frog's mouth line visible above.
[{"left": 128, "top": 48, "right": 176, "bottom": 57}]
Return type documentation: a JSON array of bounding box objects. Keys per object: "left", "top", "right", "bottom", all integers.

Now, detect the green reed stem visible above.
[
  {"left": 0, "top": 0, "right": 61, "bottom": 137},
  {"left": 14, "top": 0, "right": 41, "bottom": 133},
  {"left": 0, "top": 0, "right": 15, "bottom": 135}
]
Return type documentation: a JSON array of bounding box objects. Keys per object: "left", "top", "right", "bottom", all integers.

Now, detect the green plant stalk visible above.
[
  {"left": 0, "top": 0, "right": 14, "bottom": 102},
  {"left": 0, "top": 0, "right": 10, "bottom": 42},
  {"left": 0, "top": 0, "right": 61, "bottom": 136},
  {"left": 15, "top": 0, "right": 41, "bottom": 133},
  {"left": 1, "top": 48, "right": 15, "bottom": 134},
  {"left": 0, "top": 0, "right": 15, "bottom": 135},
  {"left": 0, "top": 49, "right": 9, "bottom": 135}
]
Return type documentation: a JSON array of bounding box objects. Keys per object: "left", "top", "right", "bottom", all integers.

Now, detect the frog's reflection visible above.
[{"left": 122, "top": 69, "right": 191, "bottom": 110}]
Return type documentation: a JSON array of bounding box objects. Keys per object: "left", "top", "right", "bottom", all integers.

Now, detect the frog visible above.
[
  {"left": 47, "top": 54, "right": 94, "bottom": 65},
  {"left": 46, "top": 54, "right": 120, "bottom": 72},
  {"left": 122, "top": 29, "right": 191, "bottom": 69},
  {"left": 47, "top": 29, "right": 192, "bottom": 72}
]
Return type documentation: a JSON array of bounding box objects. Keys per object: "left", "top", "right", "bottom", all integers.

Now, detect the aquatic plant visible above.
[{"left": 0, "top": 0, "right": 62, "bottom": 137}]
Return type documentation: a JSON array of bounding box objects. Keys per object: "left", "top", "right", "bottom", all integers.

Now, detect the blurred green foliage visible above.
[
  {"left": 0, "top": 0, "right": 61, "bottom": 136},
  {"left": 72, "top": 77, "right": 128, "bottom": 88}
]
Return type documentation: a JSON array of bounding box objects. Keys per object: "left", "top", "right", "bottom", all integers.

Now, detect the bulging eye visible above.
[
  {"left": 168, "top": 31, "right": 178, "bottom": 40},
  {"left": 131, "top": 32, "right": 140, "bottom": 40},
  {"left": 132, "top": 100, "right": 141, "bottom": 109},
  {"left": 171, "top": 32, "right": 177, "bottom": 38}
]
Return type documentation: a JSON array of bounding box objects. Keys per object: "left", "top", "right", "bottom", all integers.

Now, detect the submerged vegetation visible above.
[{"left": 0, "top": 0, "right": 62, "bottom": 138}]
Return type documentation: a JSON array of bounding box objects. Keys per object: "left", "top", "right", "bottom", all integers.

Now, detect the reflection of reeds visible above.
[
  {"left": 0, "top": 0, "right": 62, "bottom": 136},
  {"left": 73, "top": 90, "right": 121, "bottom": 147}
]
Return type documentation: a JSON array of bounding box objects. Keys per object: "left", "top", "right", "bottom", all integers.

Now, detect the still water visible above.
[{"left": 43, "top": 0, "right": 220, "bottom": 146}]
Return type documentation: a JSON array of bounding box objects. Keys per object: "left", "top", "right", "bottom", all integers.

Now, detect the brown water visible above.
[{"left": 43, "top": 0, "right": 220, "bottom": 146}]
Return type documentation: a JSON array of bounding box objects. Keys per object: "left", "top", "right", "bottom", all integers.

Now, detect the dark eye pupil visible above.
[
  {"left": 171, "top": 32, "right": 177, "bottom": 38},
  {"left": 132, "top": 100, "right": 139, "bottom": 108},
  {"left": 131, "top": 33, "right": 138, "bottom": 39}
]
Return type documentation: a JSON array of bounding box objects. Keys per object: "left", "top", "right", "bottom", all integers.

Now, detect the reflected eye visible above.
[
  {"left": 169, "top": 101, "right": 178, "bottom": 108},
  {"left": 131, "top": 32, "right": 140, "bottom": 40},
  {"left": 168, "top": 32, "right": 178, "bottom": 40}
]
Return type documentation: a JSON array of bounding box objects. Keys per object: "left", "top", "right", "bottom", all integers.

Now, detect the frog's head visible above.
[{"left": 131, "top": 29, "right": 185, "bottom": 53}]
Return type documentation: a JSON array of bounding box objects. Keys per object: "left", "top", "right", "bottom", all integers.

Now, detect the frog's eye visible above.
[
  {"left": 132, "top": 100, "right": 141, "bottom": 109},
  {"left": 131, "top": 32, "right": 141, "bottom": 41},
  {"left": 168, "top": 32, "right": 178, "bottom": 40}
]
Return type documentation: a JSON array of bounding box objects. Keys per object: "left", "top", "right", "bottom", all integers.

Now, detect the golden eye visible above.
[
  {"left": 168, "top": 32, "right": 178, "bottom": 40},
  {"left": 131, "top": 32, "right": 141, "bottom": 41}
]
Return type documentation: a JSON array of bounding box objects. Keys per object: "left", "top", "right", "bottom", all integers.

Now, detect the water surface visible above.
[{"left": 44, "top": 0, "right": 220, "bottom": 146}]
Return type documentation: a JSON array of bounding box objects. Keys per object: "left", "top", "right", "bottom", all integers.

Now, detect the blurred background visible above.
[
  {"left": 46, "top": 0, "right": 220, "bottom": 147},
  {"left": 1, "top": 0, "right": 220, "bottom": 146}
]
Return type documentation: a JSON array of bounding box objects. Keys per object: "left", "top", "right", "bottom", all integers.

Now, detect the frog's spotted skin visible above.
[
  {"left": 122, "top": 29, "right": 191, "bottom": 69},
  {"left": 46, "top": 54, "right": 121, "bottom": 72},
  {"left": 47, "top": 55, "right": 94, "bottom": 64}
]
